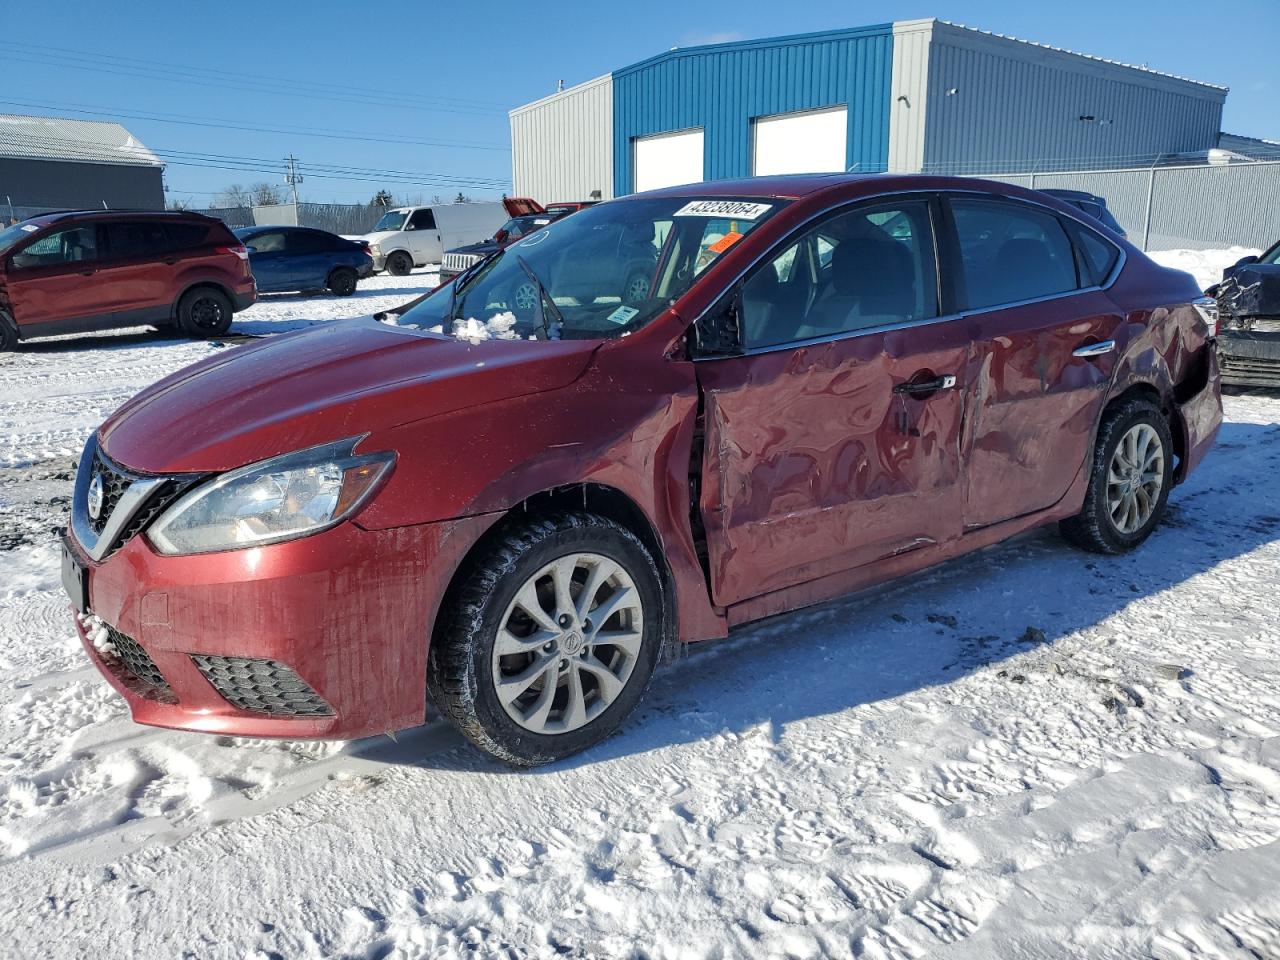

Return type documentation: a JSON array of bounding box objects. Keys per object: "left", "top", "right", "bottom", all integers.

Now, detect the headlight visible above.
[
  {"left": 369, "top": 244, "right": 382, "bottom": 256},
  {"left": 148, "top": 437, "right": 395, "bottom": 555}
]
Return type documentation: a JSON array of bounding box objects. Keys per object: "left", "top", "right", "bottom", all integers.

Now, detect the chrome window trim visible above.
[
  {"left": 71, "top": 434, "right": 166, "bottom": 562},
  {"left": 689, "top": 185, "right": 1127, "bottom": 361}
]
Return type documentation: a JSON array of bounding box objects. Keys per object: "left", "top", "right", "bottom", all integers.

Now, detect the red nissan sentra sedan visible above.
[{"left": 63, "top": 174, "right": 1222, "bottom": 766}]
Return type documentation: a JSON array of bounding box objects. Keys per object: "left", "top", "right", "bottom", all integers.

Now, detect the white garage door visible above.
[
  {"left": 752, "top": 106, "right": 848, "bottom": 176},
  {"left": 633, "top": 128, "right": 704, "bottom": 193}
]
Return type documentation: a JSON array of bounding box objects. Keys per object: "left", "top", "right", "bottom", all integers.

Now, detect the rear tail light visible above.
[
  {"left": 1192, "top": 296, "right": 1220, "bottom": 336},
  {"left": 216, "top": 244, "right": 250, "bottom": 261}
]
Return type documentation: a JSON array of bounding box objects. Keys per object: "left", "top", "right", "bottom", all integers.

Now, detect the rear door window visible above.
[
  {"left": 102, "top": 221, "right": 170, "bottom": 260},
  {"left": 950, "top": 198, "right": 1079, "bottom": 310},
  {"left": 11, "top": 225, "right": 99, "bottom": 269}
]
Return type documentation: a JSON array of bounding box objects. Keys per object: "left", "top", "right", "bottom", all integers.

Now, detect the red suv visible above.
[
  {"left": 0, "top": 210, "right": 256, "bottom": 350},
  {"left": 63, "top": 175, "right": 1221, "bottom": 766}
]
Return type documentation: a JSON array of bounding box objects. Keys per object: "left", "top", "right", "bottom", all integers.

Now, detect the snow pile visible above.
[
  {"left": 1148, "top": 246, "right": 1260, "bottom": 291},
  {"left": 452, "top": 311, "right": 520, "bottom": 343}
]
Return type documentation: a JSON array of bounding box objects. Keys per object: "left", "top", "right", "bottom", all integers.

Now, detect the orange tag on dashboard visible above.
[{"left": 708, "top": 231, "right": 744, "bottom": 254}]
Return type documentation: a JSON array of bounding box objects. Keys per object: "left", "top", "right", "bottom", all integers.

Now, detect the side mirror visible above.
[
  {"left": 691, "top": 289, "right": 745, "bottom": 358},
  {"left": 1235, "top": 255, "right": 1259, "bottom": 268}
]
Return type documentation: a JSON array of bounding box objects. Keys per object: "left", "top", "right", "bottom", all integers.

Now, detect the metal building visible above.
[
  {"left": 0, "top": 114, "right": 165, "bottom": 220},
  {"left": 510, "top": 19, "right": 1228, "bottom": 201}
]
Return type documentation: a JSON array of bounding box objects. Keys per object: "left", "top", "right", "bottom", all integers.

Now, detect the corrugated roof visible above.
[
  {"left": 0, "top": 113, "right": 162, "bottom": 167},
  {"left": 935, "top": 20, "right": 1229, "bottom": 93}
]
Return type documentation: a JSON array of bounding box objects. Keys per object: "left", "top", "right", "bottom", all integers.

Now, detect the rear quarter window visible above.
[
  {"left": 1074, "top": 226, "right": 1121, "bottom": 286},
  {"left": 167, "top": 222, "right": 210, "bottom": 250}
]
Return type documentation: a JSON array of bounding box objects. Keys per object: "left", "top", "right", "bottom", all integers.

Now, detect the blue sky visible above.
[{"left": 2, "top": 0, "right": 1275, "bottom": 205}]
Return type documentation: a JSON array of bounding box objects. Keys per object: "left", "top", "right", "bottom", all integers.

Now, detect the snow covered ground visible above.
[{"left": 2, "top": 254, "right": 1280, "bottom": 959}]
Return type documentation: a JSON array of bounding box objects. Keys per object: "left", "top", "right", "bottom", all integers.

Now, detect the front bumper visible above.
[
  {"left": 69, "top": 512, "right": 496, "bottom": 740},
  {"left": 1217, "top": 330, "right": 1280, "bottom": 387}
]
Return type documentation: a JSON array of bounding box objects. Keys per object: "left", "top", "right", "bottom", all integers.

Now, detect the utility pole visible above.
[{"left": 284, "top": 154, "right": 304, "bottom": 207}]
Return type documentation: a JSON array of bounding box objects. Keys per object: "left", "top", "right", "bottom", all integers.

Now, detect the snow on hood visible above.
[{"left": 98, "top": 316, "right": 596, "bottom": 474}]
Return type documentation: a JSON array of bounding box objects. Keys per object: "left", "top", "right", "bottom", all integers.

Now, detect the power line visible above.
[
  {"left": 1, "top": 39, "right": 512, "bottom": 112},
  {"left": 0, "top": 98, "right": 509, "bottom": 151},
  {"left": 0, "top": 45, "right": 510, "bottom": 118}
]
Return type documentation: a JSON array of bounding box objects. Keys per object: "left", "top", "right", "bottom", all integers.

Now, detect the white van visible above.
[{"left": 362, "top": 199, "right": 539, "bottom": 275}]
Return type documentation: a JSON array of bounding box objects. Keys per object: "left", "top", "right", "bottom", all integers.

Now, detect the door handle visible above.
[
  {"left": 893, "top": 374, "right": 957, "bottom": 395},
  {"left": 79, "top": 268, "right": 96, "bottom": 276},
  {"left": 1073, "top": 339, "right": 1115, "bottom": 358}
]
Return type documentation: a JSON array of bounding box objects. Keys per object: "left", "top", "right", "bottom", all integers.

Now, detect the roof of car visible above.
[
  {"left": 14, "top": 209, "right": 220, "bottom": 229},
  {"left": 626, "top": 172, "right": 1062, "bottom": 202}
]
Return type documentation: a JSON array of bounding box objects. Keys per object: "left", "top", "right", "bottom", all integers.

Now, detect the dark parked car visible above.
[
  {"left": 1039, "top": 189, "right": 1127, "bottom": 238},
  {"left": 1206, "top": 243, "right": 1280, "bottom": 387},
  {"left": 0, "top": 210, "right": 255, "bottom": 350},
  {"left": 234, "top": 226, "right": 373, "bottom": 297},
  {"left": 438, "top": 212, "right": 564, "bottom": 285},
  {"left": 65, "top": 174, "right": 1220, "bottom": 766}
]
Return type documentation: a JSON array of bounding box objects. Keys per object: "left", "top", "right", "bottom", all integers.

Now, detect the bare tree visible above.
[
  {"left": 166, "top": 198, "right": 190, "bottom": 211},
  {"left": 252, "top": 182, "right": 283, "bottom": 206},
  {"left": 212, "top": 184, "right": 252, "bottom": 208}
]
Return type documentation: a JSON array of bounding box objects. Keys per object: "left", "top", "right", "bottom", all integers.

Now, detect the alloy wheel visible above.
[
  {"left": 1107, "top": 422, "right": 1165, "bottom": 534},
  {"left": 491, "top": 552, "right": 644, "bottom": 735},
  {"left": 625, "top": 274, "right": 649, "bottom": 302},
  {"left": 512, "top": 281, "right": 539, "bottom": 314}
]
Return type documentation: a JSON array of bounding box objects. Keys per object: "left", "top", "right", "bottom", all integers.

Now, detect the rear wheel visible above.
[
  {"left": 0, "top": 312, "right": 17, "bottom": 352},
  {"left": 175, "top": 287, "right": 233, "bottom": 338},
  {"left": 386, "top": 251, "right": 413, "bottom": 276},
  {"left": 327, "top": 267, "right": 358, "bottom": 297},
  {"left": 1060, "top": 397, "right": 1174, "bottom": 554},
  {"left": 428, "top": 513, "right": 664, "bottom": 767}
]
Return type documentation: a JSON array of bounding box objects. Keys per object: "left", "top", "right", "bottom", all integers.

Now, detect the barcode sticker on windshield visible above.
[
  {"left": 673, "top": 200, "right": 773, "bottom": 220},
  {"left": 607, "top": 305, "right": 640, "bottom": 325}
]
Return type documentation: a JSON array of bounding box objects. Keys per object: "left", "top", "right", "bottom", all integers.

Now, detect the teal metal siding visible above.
[{"left": 612, "top": 25, "right": 894, "bottom": 195}]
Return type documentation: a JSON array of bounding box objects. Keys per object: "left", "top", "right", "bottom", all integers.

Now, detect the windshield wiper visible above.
[{"left": 515, "top": 254, "right": 563, "bottom": 339}]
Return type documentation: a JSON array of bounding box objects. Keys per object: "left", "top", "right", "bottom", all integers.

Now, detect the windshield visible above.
[
  {"left": 388, "top": 196, "right": 784, "bottom": 341},
  {"left": 372, "top": 210, "right": 408, "bottom": 233},
  {"left": 0, "top": 220, "right": 45, "bottom": 255}
]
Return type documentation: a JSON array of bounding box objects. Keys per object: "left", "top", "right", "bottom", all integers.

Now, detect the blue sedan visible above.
[{"left": 234, "top": 226, "right": 374, "bottom": 296}]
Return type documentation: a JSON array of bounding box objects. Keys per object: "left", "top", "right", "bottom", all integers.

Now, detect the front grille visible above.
[
  {"left": 103, "top": 625, "right": 176, "bottom": 702},
  {"left": 89, "top": 449, "right": 202, "bottom": 559},
  {"left": 1220, "top": 352, "right": 1280, "bottom": 387},
  {"left": 442, "top": 252, "right": 481, "bottom": 273},
  {"left": 191, "top": 656, "right": 334, "bottom": 717},
  {"left": 89, "top": 450, "right": 131, "bottom": 536}
]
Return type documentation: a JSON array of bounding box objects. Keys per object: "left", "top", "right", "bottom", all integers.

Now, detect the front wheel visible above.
[
  {"left": 175, "top": 287, "right": 233, "bottom": 338},
  {"left": 428, "top": 513, "right": 664, "bottom": 767},
  {"left": 385, "top": 251, "right": 413, "bottom": 276},
  {"left": 1060, "top": 397, "right": 1174, "bottom": 554}
]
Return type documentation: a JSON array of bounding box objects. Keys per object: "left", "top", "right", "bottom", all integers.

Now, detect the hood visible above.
[
  {"left": 359, "top": 230, "right": 402, "bottom": 245},
  {"left": 448, "top": 239, "right": 501, "bottom": 257},
  {"left": 99, "top": 318, "right": 597, "bottom": 474},
  {"left": 1220, "top": 264, "right": 1280, "bottom": 319}
]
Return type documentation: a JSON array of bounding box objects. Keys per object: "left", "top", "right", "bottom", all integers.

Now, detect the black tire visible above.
[
  {"left": 327, "top": 267, "right": 358, "bottom": 297},
  {"left": 1060, "top": 396, "right": 1174, "bottom": 554},
  {"left": 0, "top": 311, "right": 17, "bottom": 352},
  {"left": 175, "top": 287, "right": 233, "bottom": 338},
  {"left": 428, "top": 512, "right": 665, "bottom": 767},
  {"left": 386, "top": 251, "right": 413, "bottom": 276}
]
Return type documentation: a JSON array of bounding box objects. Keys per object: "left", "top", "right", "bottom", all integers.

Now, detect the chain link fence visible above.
[{"left": 187, "top": 202, "right": 384, "bottom": 236}]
